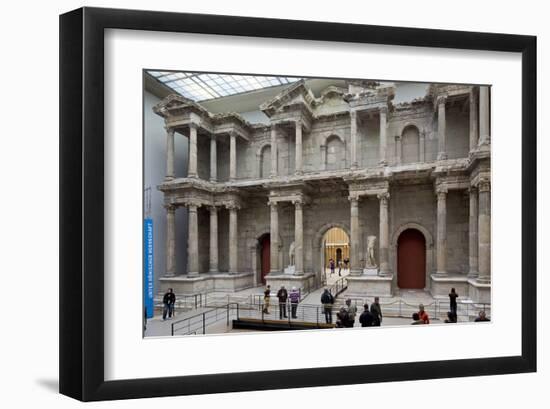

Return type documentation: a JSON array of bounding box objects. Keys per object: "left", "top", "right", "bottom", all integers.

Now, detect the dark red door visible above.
[
  {"left": 397, "top": 229, "right": 426, "bottom": 289},
  {"left": 260, "top": 235, "right": 270, "bottom": 284}
]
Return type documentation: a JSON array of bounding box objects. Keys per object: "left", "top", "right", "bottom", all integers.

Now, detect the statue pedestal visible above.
[
  {"left": 283, "top": 265, "right": 295, "bottom": 275},
  {"left": 346, "top": 274, "right": 393, "bottom": 297},
  {"left": 363, "top": 267, "right": 379, "bottom": 276}
]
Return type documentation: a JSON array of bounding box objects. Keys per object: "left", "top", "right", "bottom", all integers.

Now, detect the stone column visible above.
[
  {"left": 294, "top": 200, "right": 304, "bottom": 275},
  {"left": 210, "top": 136, "right": 217, "bottom": 182},
  {"left": 379, "top": 107, "right": 387, "bottom": 165},
  {"left": 378, "top": 192, "right": 390, "bottom": 276},
  {"left": 165, "top": 127, "right": 175, "bottom": 180},
  {"left": 228, "top": 204, "right": 238, "bottom": 274},
  {"left": 270, "top": 125, "right": 278, "bottom": 177},
  {"left": 229, "top": 132, "right": 237, "bottom": 181},
  {"left": 295, "top": 120, "right": 303, "bottom": 175},
  {"left": 350, "top": 110, "right": 358, "bottom": 169},
  {"left": 479, "top": 86, "right": 490, "bottom": 146},
  {"left": 188, "top": 123, "right": 198, "bottom": 178},
  {"left": 469, "top": 88, "right": 479, "bottom": 151},
  {"left": 477, "top": 179, "right": 491, "bottom": 283},
  {"left": 437, "top": 96, "right": 447, "bottom": 160},
  {"left": 468, "top": 187, "right": 479, "bottom": 278},
  {"left": 349, "top": 196, "right": 362, "bottom": 275},
  {"left": 269, "top": 201, "right": 279, "bottom": 274},
  {"left": 395, "top": 135, "right": 402, "bottom": 165},
  {"left": 435, "top": 187, "right": 447, "bottom": 276},
  {"left": 187, "top": 204, "right": 199, "bottom": 277},
  {"left": 209, "top": 206, "right": 218, "bottom": 273},
  {"left": 419, "top": 130, "right": 426, "bottom": 162},
  {"left": 165, "top": 204, "right": 176, "bottom": 276}
]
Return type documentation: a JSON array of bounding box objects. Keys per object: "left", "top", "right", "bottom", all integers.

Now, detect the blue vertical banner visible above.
[{"left": 144, "top": 218, "right": 154, "bottom": 318}]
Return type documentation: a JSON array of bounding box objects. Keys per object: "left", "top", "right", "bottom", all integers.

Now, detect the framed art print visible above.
[{"left": 59, "top": 7, "right": 537, "bottom": 401}]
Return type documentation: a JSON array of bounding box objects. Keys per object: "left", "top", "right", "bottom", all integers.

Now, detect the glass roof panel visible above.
[{"left": 146, "top": 70, "right": 301, "bottom": 102}]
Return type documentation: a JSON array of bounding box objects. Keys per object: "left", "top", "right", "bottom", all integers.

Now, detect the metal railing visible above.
[
  {"left": 339, "top": 296, "right": 490, "bottom": 322},
  {"left": 170, "top": 301, "right": 338, "bottom": 336},
  {"left": 328, "top": 276, "right": 348, "bottom": 299}
]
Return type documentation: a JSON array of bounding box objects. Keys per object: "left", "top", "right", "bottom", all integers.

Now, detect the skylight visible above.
[{"left": 147, "top": 71, "right": 301, "bottom": 102}]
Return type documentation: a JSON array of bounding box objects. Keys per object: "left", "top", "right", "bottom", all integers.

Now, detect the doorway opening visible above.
[
  {"left": 397, "top": 228, "right": 426, "bottom": 289},
  {"left": 323, "top": 227, "right": 350, "bottom": 285}
]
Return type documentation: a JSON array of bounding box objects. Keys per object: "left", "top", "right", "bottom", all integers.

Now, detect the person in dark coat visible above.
[
  {"left": 336, "top": 307, "right": 349, "bottom": 328},
  {"left": 370, "top": 296, "right": 383, "bottom": 326},
  {"left": 162, "top": 288, "right": 176, "bottom": 320},
  {"left": 262, "top": 285, "right": 271, "bottom": 314},
  {"left": 359, "top": 303, "right": 374, "bottom": 327},
  {"left": 277, "top": 285, "right": 288, "bottom": 319},
  {"left": 320, "top": 288, "right": 334, "bottom": 324},
  {"left": 449, "top": 287, "right": 459, "bottom": 317}
]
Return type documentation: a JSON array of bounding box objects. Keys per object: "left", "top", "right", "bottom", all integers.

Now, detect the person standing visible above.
[
  {"left": 359, "top": 303, "right": 374, "bottom": 327},
  {"left": 370, "top": 296, "right": 383, "bottom": 326},
  {"left": 329, "top": 258, "right": 335, "bottom": 276},
  {"left": 262, "top": 285, "right": 271, "bottom": 314},
  {"left": 162, "top": 288, "right": 176, "bottom": 321},
  {"left": 418, "top": 303, "right": 430, "bottom": 324},
  {"left": 343, "top": 257, "right": 349, "bottom": 273},
  {"left": 449, "top": 288, "right": 459, "bottom": 318},
  {"left": 320, "top": 288, "right": 334, "bottom": 324},
  {"left": 344, "top": 298, "right": 357, "bottom": 327},
  {"left": 337, "top": 260, "right": 342, "bottom": 276},
  {"left": 289, "top": 287, "right": 300, "bottom": 319},
  {"left": 276, "top": 285, "right": 288, "bottom": 319}
]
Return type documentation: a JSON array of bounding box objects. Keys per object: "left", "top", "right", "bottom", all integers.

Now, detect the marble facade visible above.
[{"left": 153, "top": 80, "right": 491, "bottom": 303}]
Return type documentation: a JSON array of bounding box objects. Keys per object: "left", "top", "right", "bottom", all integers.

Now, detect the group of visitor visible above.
[
  {"left": 263, "top": 285, "right": 301, "bottom": 319},
  {"left": 328, "top": 257, "right": 349, "bottom": 277},
  {"left": 323, "top": 293, "right": 383, "bottom": 328}
]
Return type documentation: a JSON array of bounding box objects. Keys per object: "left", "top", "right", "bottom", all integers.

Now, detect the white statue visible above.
[
  {"left": 365, "top": 235, "right": 377, "bottom": 268},
  {"left": 289, "top": 241, "right": 295, "bottom": 266}
]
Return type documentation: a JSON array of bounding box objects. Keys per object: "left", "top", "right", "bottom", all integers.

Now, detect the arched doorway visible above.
[
  {"left": 259, "top": 234, "right": 270, "bottom": 284},
  {"left": 397, "top": 229, "right": 426, "bottom": 289},
  {"left": 323, "top": 227, "right": 350, "bottom": 283}
]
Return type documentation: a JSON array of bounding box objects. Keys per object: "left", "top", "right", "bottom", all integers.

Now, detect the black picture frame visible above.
[{"left": 59, "top": 7, "right": 537, "bottom": 401}]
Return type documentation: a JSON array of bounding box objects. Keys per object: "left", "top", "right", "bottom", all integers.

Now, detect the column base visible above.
[
  {"left": 187, "top": 173, "right": 198, "bottom": 178},
  {"left": 187, "top": 272, "right": 199, "bottom": 278},
  {"left": 467, "top": 269, "right": 479, "bottom": 279},
  {"left": 349, "top": 268, "right": 363, "bottom": 277},
  {"left": 265, "top": 272, "right": 315, "bottom": 293},
  {"left": 346, "top": 274, "right": 393, "bottom": 297},
  {"left": 468, "top": 278, "right": 491, "bottom": 304},
  {"left": 164, "top": 176, "right": 175, "bottom": 181},
  {"left": 159, "top": 272, "right": 254, "bottom": 294},
  {"left": 437, "top": 152, "right": 448, "bottom": 161}
]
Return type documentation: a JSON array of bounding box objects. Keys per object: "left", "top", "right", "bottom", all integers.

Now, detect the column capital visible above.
[
  {"left": 468, "top": 185, "right": 478, "bottom": 194},
  {"left": 225, "top": 202, "right": 241, "bottom": 211},
  {"left": 348, "top": 195, "right": 360, "bottom": 205},
  {"left": 435, "top": 185, "right": 448, "bottom": 198},
  {"left": 187, "top": 204, "right": 198, "bottom": 212},
  {"left": 268, "top": 200, "right": 278, "bottom": 209},
  {"left": 292, "top": 200, "right": 303, "bottom": 210},
  {"left": 165, "top": 126, "right": 175, "bottom": 135},
  {"left": 350, "top": 110, "right": 357, "bottom": 119},
  {"left": 436, "top": 94, "right": 447, "bottom": 106},
  {"left": 377, "top": 192, "right": 390, "bottom": 204},
  {"left": 394, "top": 134, "right": 401, "bottom": 141},
  {"left": 208, "top": 205, "right": 218, "bottom": 213},
  {"left": 188, "top": 122, "right": 199, "bottom": 130},
  {"left": 478, "top": 178, "right": 491, "bottom": 193},
  {"left": 164, "top": 203, "right": 176, "bottom": 211},
  {"left": 379, "top": 106, "right": 388, "bottom": 116}
]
